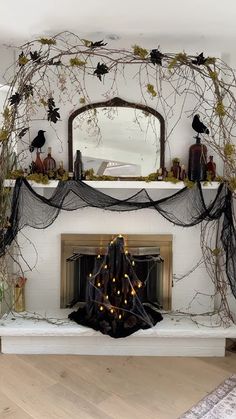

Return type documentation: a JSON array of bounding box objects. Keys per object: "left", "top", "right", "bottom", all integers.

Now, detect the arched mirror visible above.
[{"left": 68, "top": 97, "right": 165, "bottom": 177}]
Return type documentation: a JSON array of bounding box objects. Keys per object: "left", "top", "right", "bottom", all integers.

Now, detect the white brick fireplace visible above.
[{"left": 1, "top": 181, "right": 236, "bottom": 356}]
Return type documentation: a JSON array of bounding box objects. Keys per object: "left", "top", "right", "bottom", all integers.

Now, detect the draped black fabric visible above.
[{"left": 1, "top": 177, "right": 235, "bottom": 297}]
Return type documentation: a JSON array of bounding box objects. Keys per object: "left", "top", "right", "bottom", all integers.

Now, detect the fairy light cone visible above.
[{"left": 69, "top": 235, "right": 163, "bottom": 337}]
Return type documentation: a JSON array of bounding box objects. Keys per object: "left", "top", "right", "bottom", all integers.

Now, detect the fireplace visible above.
[{"left": 61, "top": 234, "right": 172, "bottom": 311}]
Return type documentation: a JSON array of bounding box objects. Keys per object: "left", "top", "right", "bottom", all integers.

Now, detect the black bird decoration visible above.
[
  {"left": 191, "top": 53, "right": 207, "bottom": 66},
  {"left": 192, "top": 114, "right": 209, "bottom": 135},
  {"left": 150, "top": 49, "right": 164, "bottom": 66},
  {"left": 94, "top": 62, "right": 109, "bottom": 81},
  {"left": 29, "top": 130, "right": 46, "bottom": 152},
  {"left": 90, "top": 40, "right": 107, "bottom": 49},
  {"left": 9, "top": 92, "right": 22, "bottom": 106}
]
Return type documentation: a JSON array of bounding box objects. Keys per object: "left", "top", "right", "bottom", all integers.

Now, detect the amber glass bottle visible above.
[
  {"left": 188, "top": 137, "right": 207, "bottom": 181},
  {"left": 34, "top": 151, "right": 45, "bottom": 174},
  {"left": 43, "top": 147, "right": 56, "bottom": 177},
  {"left": 206, "top": 156, "right": 216, "bottom": 180}
]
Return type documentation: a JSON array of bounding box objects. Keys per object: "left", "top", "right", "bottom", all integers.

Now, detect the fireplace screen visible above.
[{"left": 61, "top": 234, "right": 172, "bottom": 311}]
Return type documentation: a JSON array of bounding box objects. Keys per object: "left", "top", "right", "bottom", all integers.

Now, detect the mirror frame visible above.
[{"left": 68, "top": 96, "right": 165, "bottom": 173}]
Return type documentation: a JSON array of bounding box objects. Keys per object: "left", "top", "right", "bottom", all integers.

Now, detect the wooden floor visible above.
[{"left": 0, "top": 351, "right": 235, "bottom": 419}]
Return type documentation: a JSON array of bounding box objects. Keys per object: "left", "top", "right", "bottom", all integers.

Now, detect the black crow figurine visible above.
[
  {"left": 29, "top": 130, "right": 46, "bottom": 152},
  {"left": 192, "top": 114, "right": 209, "bottom": 135}
]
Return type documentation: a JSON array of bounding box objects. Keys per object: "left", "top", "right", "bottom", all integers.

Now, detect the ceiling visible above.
[{"left": 0, "top": 0, "right": 236, "bottom": 52}]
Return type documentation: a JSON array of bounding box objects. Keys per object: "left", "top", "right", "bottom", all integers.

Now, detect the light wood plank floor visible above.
[{"left": 0, "top": 351, "right": 235, "bottom": 419}]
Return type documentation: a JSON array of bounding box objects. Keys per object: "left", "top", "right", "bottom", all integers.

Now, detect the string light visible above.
[
  {"left": 124, "top": 274, "right": 128, "bottom": 278},
  {"left": 99, "top": 306, "right": 104, "bottom": 311},
  {"left": 112, "top": 278, "right": 116, "bottom": 283},
  {"left": 137, "top": 282, "right": 142, "bottom": 288},
  {"left": 124, "top": 299, "right": 127, "bottom": 304},
  {"left": 110, "top": 308, "right": 114, "bottom": 314},
  {"left": 118, "top": 314, "right": 122, "bottom": 319},
  {"left": 132, "top": 260, "right": 135, "bottom": 266},
  {"left": 110, "top": 240, "right": 113, "bottom": 245},
  {"left": 97, "top": 282, "right": 101, "bottom": 287},
  {"left": 104, "top": 264, "right": 108, "bottom": 269},
  {"left": 117, "top": 290, "right": 120, "bottom": 295},
  {"left": 118, "top": 234, "right": 123, "bottom": 238},
  {"left": 125, "top": 250, "right": 128, "bottom": 255},
  {"left": 97, "top": 254, "right": 101, "bottom": 259},
  {"left": 131, "top": 289, "right": 136, "bottom": 296},
  {"left": 105, "top": 295, "right": 109, "bottom": 300},
  {"left": 89, "top": 273, "right": 92, "bottom": 278}
]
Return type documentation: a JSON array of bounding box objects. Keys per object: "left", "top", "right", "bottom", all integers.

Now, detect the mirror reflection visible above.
[{"left": 72, "top": 105, "right": 163, "bottom": 177}]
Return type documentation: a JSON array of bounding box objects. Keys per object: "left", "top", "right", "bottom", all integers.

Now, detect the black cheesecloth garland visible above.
[{"left": 1, "top": 177, "right": 235, "bottom": 337}]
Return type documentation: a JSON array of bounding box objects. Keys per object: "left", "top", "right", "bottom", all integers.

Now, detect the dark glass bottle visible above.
[
  {"left": 43, "top": 147, "right": 56, "bottom": 178},
  {"left": 206, "top": 156, "right": 216, "bottom": 181},
  {"left": 34, "top": 151, "right": 44, "bottom": 174},
  {"left": 74, "top": 150, "right": 83, "bottom": 180},
  {"left": 188, "top": 137, "right": 207, "bottom": 181}
]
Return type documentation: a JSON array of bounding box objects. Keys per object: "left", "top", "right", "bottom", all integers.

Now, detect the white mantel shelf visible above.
[
  {"left": 4, "top": 179, "right": 221, "bottom": 190},
  {"left": 1, "top": 312, "right": 235, "bottom": 356}
]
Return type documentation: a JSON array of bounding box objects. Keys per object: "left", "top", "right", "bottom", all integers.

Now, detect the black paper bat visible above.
[
  {"left": 48, "top": 58, "right": 62, "bottom": 66},
  {"left": 47, "top": 107, "right": 60, "bottom": 123},
  {"left": 48, "top": 98, "right": 56, "bottom": 109},
  {"left": 191, "top": 53, "right": 207, "bottom": 66},
  {"left": 23, "top": 84, "right": 33, "bottom": 99},
  {"left": 94, "top": 62, "right": 109, "bottom": 81},
  {"left": 30, "top": 51, "right": 41, "bottom": 63},
  {"left": 150, "top": 49, "right": 164, "bottom": 66},
  {"left": 90, "top": 40, "right": 107, "bottom": 49},
  {"left": 9, "top": 93, "right": 22, "bottom": 106},
  {"left": 18, "top": 128, "right": 29, "bottom": 138}
]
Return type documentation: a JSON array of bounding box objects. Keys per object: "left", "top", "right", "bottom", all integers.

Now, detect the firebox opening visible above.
[{"left": 61, "top": 234, "right": 172, "bottom": 311}]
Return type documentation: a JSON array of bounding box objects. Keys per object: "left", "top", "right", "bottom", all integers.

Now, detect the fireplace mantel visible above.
[{"left": 4, "top": 179, "right": 220, "bottom": 190}]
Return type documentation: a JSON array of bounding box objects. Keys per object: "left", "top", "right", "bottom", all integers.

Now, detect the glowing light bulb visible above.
[
  {"left": 131, "top": 290, "right": 135, "bottom": 296},
  {"left": 124, "top": 299, "right": 127, "bottom": 304},
  {"left": 97, "top": 254, "right": 101, "bottom": 259},
  {"left": 105, "top": 295, "right": 109, "bottom": 300},
  {"left": 112, "top": 278, "right": 116, "bottom": 283},
  {"left": 118, "top": 314, "right": 122, "bottom": 319},
  {"left": 89, "top": 273, "right": 92, "bottom": 278},
  {"left": 125, "top": 250, "right": 128, "bottom": 255},
  {"left": 132, "top": 261, "right": 135, "bottom": 266},
  {"left": 138, "top": 282, "right": 142, "bottom": 288},
  {"left": 97, "top": 282, "right": 101, "bottom": 287},
  {"left": 117, "top": 290, "right": 120, "bottom": 295},
  {"left": 99, "top": 306, "right": 104, "bottom": 311},
  {"left": 118, "top": 234, "right": 123, "bottom": 238},
  {"left": 110, "top": 241, "right": 113, "bottom": 245},
  {"left": 124, "top": 274, "right": 128, "bottom": 278},
  {"left": 110, "top": 308, "right": 114, "bottom": 314},
  {"left": 104, "top": 264, "right": 107, "bottom": 269}
]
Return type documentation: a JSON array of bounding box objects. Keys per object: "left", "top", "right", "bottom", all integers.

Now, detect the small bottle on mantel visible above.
[
  {"left": 57, "top": 161, "right": 66, "bottom": 177},
  {"left": 43, "top": 147, "right": 56, "bottom": 178},
  {"left": 74, "top": 150, "right": 84, "bottom": 180},
  {"left": 34, "top": 151, "right": 44, "bottom": 174},
  {"left": 206, "top": 156, "right": 216, "bottom": 181}
]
